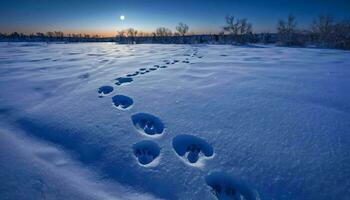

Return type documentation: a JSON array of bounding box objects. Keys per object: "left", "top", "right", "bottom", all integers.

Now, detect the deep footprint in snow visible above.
[
  {"left": 112, "top": 95, "right": 133, "bottom": 110},
  {"left": 131, "top": 113, "right": 164, "bottom": 137},
  {"left": 115, "top": 77, "right": 133, "bottom": 85},
  {"left": 126, "top": 71, "right": 139, "bottom": 77},
  {"left": 160, "top": 65, "right": 167, "bottom": 68},
  {"left": 133, "top": 140, "right": 160, "bottom": 166},
  {"left": 205, "top": 172, "right": 260, "bottom": 200},
  {"left": 140, "top": 70, "right": 150, "bottom": 74},
  {"left": 98, "top": 85, "right": 113, "bottom": 97},
  {"left": 172, "top": 134, "right": 213, "bottom": 165},
  {"left": 163, "top": 60, "right": 171, "bottom": 65}
]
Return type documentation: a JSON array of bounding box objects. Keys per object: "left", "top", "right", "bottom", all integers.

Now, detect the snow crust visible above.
[{"left": 0, "top": 42, "right": 349, "bottom": 199}]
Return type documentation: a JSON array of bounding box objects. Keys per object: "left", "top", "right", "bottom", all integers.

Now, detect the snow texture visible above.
[{"left": 0, "top": 42, "right": 349, "bottom": 200}]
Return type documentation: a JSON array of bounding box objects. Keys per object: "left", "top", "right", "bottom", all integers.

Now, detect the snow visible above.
[{"left": 0, "top": 42, "right": 349, "bottom": 200}]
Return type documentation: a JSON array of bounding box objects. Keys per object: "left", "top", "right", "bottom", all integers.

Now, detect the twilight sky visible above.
[{"left": 1, "top": 0, "right": 349, "bottom": 36}]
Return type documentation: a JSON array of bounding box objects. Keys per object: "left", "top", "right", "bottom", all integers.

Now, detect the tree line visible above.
[
  {"left": 1, "top": 15, "right": 349, "bottom": 49},
  {"left": 276, "top": 14, "right": 350, "bottom": 49}
]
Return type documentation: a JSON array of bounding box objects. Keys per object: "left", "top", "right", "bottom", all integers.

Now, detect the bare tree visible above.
[
  {"left": 54, "top": 31, "right": 64, "bottom": 39},
  {"left": 277, "top": 14, "right": 298, "bottom": 46},
  {"left": 126, "top": 28, "right": 137, "bottom": 38},
  {"left": 223, "top": 15, "right": 252, "bottom": 44},
  {"left": 176, "top": 23, "right": 189, "bottom": 36},
  {"left": 312, "top": 16, "right": 350, "bottom": 49},
  {"left": 117, "top": 30, "right": 126, "bottom": 38},
  {"left": 333, "top": 20, "right": 350, "bottom": 49},
  {"left": 155, "top": 27, "right": 172, "bottom": 43},
  {"left": 223, "top": 16, "right": 239, "bottom": 35},
  {"left": 126, "top": 28, "right": 138, "bottom": 44},
  {"left": 238, "top": 19, "right": 252, "bottom": 35},
  {"left": 311, "top": 14, "right": 334, "bottom": 46},
  {"left": 155, "top": 27, "right": 172, "bottom": 37},
  {"left": 46, "top": 32, "right": 54, "bottom": 38}
]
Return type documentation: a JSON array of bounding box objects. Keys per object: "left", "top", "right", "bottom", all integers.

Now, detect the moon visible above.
[{"left": 120, "top": 15, "right": 125, "bottom": 21}]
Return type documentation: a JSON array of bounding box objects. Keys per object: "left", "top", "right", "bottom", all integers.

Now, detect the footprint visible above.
[
  {"left": 149, "top": 67, "right": 157, "bottom": 71},
  {"left": 115, "top": 77, "right": 133, "bottom": 86},
  {"left": 112, "top": 95, "right": 133, "bottom": 110},
  {"left": 172, "top": 134, "right": 213, "bottom": 166},
  {"left": 182, "top": 60, "right": 190, "bottom": 63},
  {"left": 160, "top": 65, "right": 167, "bottom": 68},
  {"left": 133, "top": 140, "right": 161, "bottom": 166},
  {"left": 139, "top": 68, "right": 147, "bottom": 71},
  {"left": 205, "top": 172, "right": 260, "bottom": 200},
  {"left": 98, "top": 86, "right": 113, "bottom": 97},
  {"left": 140, "top": 70, "right": 150, "bottom": 75},
  {"left": 131, "top": 113, "right": 164, "bottom": 137},
  {"left": 126, "top": 71, "right": 139, "bottom": 77},
  {"left": 154, "top": 65, "right": 160, "bottom": 68},
  {"left": 78, "top": 73, "right": 90, "bottom": 79}
]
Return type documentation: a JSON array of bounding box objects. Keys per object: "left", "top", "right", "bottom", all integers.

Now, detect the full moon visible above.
[{"left": 120, "top": 15, "right": 125, "bottom": 21}]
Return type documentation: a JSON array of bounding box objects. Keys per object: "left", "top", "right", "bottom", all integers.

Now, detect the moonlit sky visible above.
[{"left": 1, "top": 0, "right": 349, "bottom": 36}]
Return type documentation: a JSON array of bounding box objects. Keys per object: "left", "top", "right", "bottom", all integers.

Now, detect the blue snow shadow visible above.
[
  {"left": 205, "top": 172, "right": 260, "bottom": 200},
  {"left": 16, "top": 117, "right": 178, "bottom": 199},
  {"left": 16, "top": 118, "right": 104, "bottom": 164},
  {"left": 131, "top": 113, "right": 164, "bottom": 137},
  {"left": 172, "top": 134, "right": 213, "bottom": 165},
  {"left": 133, "top": 140, "right": 160, "bottom": 166},
  {"left": 112, "top": 95, "right": 133, "bottom": 110}
]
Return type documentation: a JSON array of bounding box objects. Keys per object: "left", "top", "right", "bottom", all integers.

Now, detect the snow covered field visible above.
[{"left": 0, "top": 42, "right": 349, "bottom": 200}]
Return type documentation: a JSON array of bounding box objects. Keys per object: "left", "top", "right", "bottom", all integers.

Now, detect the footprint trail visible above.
[{"left": 94, "top": 48, "right": 258, "bottom": 199}]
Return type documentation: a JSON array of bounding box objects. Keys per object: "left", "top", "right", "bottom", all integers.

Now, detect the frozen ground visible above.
[{"left": 0, "top": 42, "right": 349, "bottom": 200}]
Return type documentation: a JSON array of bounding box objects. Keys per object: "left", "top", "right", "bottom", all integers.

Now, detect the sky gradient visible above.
[{"left": 1, "top": 0, "right": 349, "bottom": 36}]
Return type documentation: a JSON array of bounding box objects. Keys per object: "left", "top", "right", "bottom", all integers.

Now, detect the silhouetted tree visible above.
[
  {"left": 277, "top": 14, "right": 300, "bottom": 46},
  {"left": 223, "top": 16, "right": 239, "bottom": 36},
  {"left": 46, "top": 32, "right": 54, "bottom": 38},
  {"left": 176, "top": 23, "right": 189, "bottom": 36},
  {"left": 126, "top": 28, "right": 138, "bottom": 44},
  {"left": 155, "top": 27, "right": 172, "bottom": 37},
  {"left": 331, "top": 20, "right": 350, "bottom": 49},
  {"left": 155, "top": 27, "right": 172, "bottom": 43},
  {"left": 117, "top": 30, "right": 126, "bottom": 37},
  {"left": 176, "top": 23, "right": 189, "bottom": 43},
  {"left": 223, "top": 15, "right": 252, "bottom": 44},
  {"left": 311, "top": 14, "right": 334, "bottom": 47}
]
